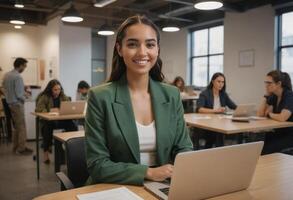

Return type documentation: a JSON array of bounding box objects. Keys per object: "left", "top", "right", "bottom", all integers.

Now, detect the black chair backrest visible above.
[{"left": 65, "top": 137, "right": 88, "bottom": 188}]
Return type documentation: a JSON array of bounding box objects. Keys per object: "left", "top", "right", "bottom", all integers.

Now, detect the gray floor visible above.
[{"left": 0, "top": 141, "right": 60, "bottom": 200}]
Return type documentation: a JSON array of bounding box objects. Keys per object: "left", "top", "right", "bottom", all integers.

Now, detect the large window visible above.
[
  {"left": 277, "top": 11, "right": 293, "bottom": 79},
  {"left": 190, "top": 25, "right": 224, "bottom": 87}
]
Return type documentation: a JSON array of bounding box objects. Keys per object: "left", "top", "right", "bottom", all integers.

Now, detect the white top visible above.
[
  {"left": 135, "top": 121, "right": 157, "bottom": 166},
  {"left": 213, "top": 95, "right": 221, "bottom": 109}
]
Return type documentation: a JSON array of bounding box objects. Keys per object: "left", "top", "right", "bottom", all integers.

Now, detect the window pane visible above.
[
  {"left": 209, "top": 55, "right": 224, "bottom": 81},
  {"left": 192, "top": 57, "right": 208, "bottom": 87},
  {"left": 282, "top": 12, "right": 293, "bottom": 46},
  {"left": 281, "top": 47, "right": 293, "bottom": 80},
  {"left": 209, "top": 26, "right": 224, "bottom": 54},
  {"left": 192, "top": 29, "right": 208, "bottom": 56}
]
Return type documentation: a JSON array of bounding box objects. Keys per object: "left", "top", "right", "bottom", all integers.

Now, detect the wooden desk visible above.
[
  {"left": 53, "top": 131, "right": 85, "bottom": 172},
  {"left": 184, "top": 113, "right": 293, "bottom": 134},
  {"left": 53, "top": 131, "right": 85, "bottom": 142},
  {"left": 32, "top": 112, "right": 85, "bottom": 180},
  {"left": 33, "top": 153, "right": 293, "bottom": 200}
]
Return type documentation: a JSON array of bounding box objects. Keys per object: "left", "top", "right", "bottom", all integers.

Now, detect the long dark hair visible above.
[
  {"left": 108, "top": 15, "right": 164, "bottom": 82},
  {"left": 267, "top": 70, "right": 292, "bottom": 91},
  {"left": 207, "top": 72, "right": 226, "bottom": 92},
  {"left": 41, "top": 79, "right": 65, "bottom": 97},
  {"left": 172, "top": 76, "right": 185, "bottom": 92}
]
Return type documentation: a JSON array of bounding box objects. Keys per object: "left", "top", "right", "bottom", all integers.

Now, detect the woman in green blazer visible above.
[{"left": 85, "top": 15, "right": 193, "bottom": 186}]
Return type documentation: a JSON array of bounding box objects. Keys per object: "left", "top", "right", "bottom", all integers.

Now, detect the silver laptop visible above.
[
  {"left": 59, "top": 101, "right": 86, "bottom": 115},
  {"left": 144, "top": 141, "right": 263, "bottom": 200},
  {"left": 232, "top": 104, "right": 255, "bottom": 117}
]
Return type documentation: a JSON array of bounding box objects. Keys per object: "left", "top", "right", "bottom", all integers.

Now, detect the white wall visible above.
[
  {"left": 0, "top": 23, "right": 40, "bottom": 82},
  {"left": 59, "top": 24, "right": 91, "bottom": 100},
  {"left": 160, "top": 29, "right": 188, "bottom": 83},
  {"left": 224, "top": 5, "right": 275, "bottom": 105},
  {"left": 39, "top": 17, "right": 60, "bottom": 88}
]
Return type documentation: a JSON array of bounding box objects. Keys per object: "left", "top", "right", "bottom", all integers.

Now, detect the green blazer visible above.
[{"left": 85, "top": 76, "right": 193, "bottom": 186}]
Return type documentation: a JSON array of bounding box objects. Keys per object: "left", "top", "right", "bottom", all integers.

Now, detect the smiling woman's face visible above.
[{"left": 116, "top": 23, "right": 159, "bottom": 77}]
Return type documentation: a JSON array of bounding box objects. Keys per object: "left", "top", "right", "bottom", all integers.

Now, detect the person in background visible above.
[
  {"left": 85, "top": 15, "right": 193, "bottom": 186},
  {"left": 2, "top": 57, "right": 33, "bottom": 155},
  {"left": 35, "top": 79, "right": 78, "bottom": 164},
  {"left": 0, "top": 86, "right": 13, "bottom": 141},
  {"left": 172, "top": 76, "right": 185, "bottom": 92},
  {"left": 257, "top": 70, "right": 293, "bottom": 154},
  {"left": 196, "top": 72, "right": 237, "bottom": 148},
  {"left": 76, "top": 80, "right": 90, "bottom": 101}
]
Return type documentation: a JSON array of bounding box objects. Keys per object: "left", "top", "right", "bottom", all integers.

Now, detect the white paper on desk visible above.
[
  {"left": 219, "top": 115, "right": 232, "bottom": 119},
  {"left": 192, "top": 116, "right": 211, "bottom": 120},
  {"left": 77, "top": 187, "right": 144, "bottom": 200}
]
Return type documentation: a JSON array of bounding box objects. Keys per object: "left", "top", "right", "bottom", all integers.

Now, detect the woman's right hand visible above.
[
  {"left": 145, "top": 164, "right": 173, "bottom": 181},
  {"left": 214, "top": 107, "right": 225, "bottom": 113}
]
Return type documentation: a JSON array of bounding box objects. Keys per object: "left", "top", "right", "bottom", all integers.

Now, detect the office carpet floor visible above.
[{"left": 0, "top": 140, "right": 60, "bottom": 200}]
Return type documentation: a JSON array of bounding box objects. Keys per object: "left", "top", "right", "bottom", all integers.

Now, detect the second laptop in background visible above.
[{"left": 59, "top": 101, "right": 86, "bottom": 115}]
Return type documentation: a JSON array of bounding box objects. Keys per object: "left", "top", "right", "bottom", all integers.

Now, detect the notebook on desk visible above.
[
  {"left": 144, "top": 142, "right": 264, "bottom": 200},
  {"left": 58, "top": 101, "right": 86, "bottom": 115}
]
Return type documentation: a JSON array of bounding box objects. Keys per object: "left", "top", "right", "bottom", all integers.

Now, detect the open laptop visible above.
[
  {"left": 58, "top": 101, "right": 86, "bottom": 115},
  {"left": 230, "top": 104, "right": 256, "bottom": 122},
  {"left": 232, "top": 104, "right": 255, "bottom": 117},
  {"left": 144, "top": 141, "right": 263, "bottom": 200}
]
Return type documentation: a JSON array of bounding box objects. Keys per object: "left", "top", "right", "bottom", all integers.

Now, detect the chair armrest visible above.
[{"left": 56, "top": 172, "right": 74, "bottom": 191}]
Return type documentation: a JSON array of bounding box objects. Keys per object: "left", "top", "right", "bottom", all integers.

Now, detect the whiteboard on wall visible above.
[{"left": 10, "top": 57, "right": 38, "bottom": 86}]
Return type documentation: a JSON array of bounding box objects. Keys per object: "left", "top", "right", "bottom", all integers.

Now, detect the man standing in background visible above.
[{"left": 3, "top": 57, "right": 33, "bottom": 155}]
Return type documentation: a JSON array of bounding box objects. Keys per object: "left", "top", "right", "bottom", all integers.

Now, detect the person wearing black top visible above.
[
  {"left": 196, "top": 72, "right": 237, "bottom": 148},
  {"left": 257, "top": 70, "right": 293, "bottom": 154}
]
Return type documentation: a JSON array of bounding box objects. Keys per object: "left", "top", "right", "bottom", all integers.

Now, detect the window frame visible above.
[
  {"left": 189, "top": 22, "right": 224, "bottom": 86},
  {"left": 276, "top": 8, "right": 293, "bottom": 71}
]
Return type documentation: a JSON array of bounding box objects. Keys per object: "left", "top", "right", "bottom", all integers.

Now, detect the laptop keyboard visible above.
[{"left": 159, "top": 187, "right": 170, "bottom": 195}]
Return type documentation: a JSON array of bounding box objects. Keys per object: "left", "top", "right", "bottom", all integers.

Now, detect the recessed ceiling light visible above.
[
  {"left": 194, "top": 0, "right": 223, "bottom": 10},
  {"left": 14, "top": 25, "right": 22, "bottom": 29},
  {"left": 162, "top": 26, "right": 180, "bottom": 32},
  {"left": 94, "top": 0, "right": 117, "bottom": 8},
  {"left": 97, "top": 24, "right": 115, "bottom": 36},
  {"left": 14, "top": 0, "right": 24, "bottom": 8},
  {"left": 10, "top": 20, "right": 25, "bottom": 25}
]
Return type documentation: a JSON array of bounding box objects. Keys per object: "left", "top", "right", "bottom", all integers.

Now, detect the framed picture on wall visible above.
[{"left": 239, "top": 49, "right": 255, "bottom": 67}]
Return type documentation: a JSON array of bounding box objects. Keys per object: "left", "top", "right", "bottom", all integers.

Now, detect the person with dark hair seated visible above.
[
  {"left": 36, "top": 79, "right": 77, "bottom": 164},
  {"left": 76, "top": 80, "right": 90, "bottom": 101},
  {"left": 196, "top": 72, "right": 237, "bottom": 148},
  {"left": 257, "top": 70, "right": 293, "bottom": 154}
]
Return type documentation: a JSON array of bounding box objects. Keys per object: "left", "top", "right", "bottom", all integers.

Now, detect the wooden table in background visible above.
[
  {"left": 33, "top": 154, "right": 293, "bottom": 200},
  {"left": 184, "top": 113, "right": 293, "bottom": 147},
  {"left": 184, "top": 113, "right": 293, "bottom": 134},
  {"left": 32, "top": 112, "right": 85, "bottom": 180}
]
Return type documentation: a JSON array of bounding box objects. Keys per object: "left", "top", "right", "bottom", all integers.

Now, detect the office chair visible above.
[{"left": 56, "top": 137, "right": 89, "bottom": 191}]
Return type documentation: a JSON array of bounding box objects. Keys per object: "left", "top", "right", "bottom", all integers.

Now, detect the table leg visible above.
[
  {"left": 54, "top": 139, "right": 63, "bottom": 172},
  {"left": 36, "top": 117, "right": 40, "bottom": 180}
]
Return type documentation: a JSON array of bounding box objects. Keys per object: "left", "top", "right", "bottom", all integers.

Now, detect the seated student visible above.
[
  {"left": 76, "top": 80, "right": 90, "bottom": 101},
  {"left": 257, "top": 70, "right": 293, "bottom": 154},
  {"left": 196, "top": 72, "right": 237, "bottom": 148},
  {"left": 172, "top": 76, "right": 185, "bottom": 92},
  {"left": 85, "top": 15, "right": 193, "bottom": 186},
  {"left": 35, "top": 79, "right": 78, "bottom": 164}
]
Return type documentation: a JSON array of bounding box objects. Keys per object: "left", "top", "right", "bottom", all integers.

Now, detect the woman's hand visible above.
[
  {"left": 145, "top": 164, "right": 173, "bottom": 181},
  {"left": 214, "top": 107, "right": 226, "bottom": 113}
]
